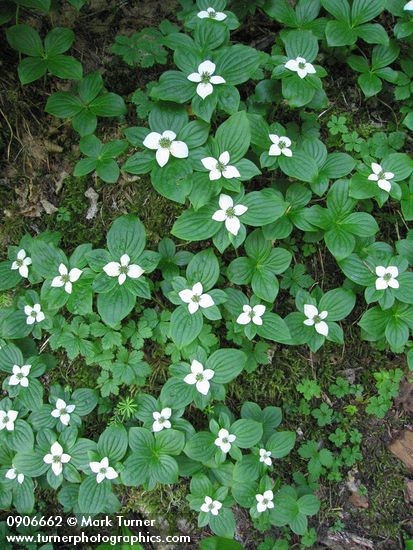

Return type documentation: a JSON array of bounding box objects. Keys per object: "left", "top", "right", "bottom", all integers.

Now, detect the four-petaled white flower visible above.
[
  {"left": 178, "top": 282, "right": 214, "bottom": 314},
  {"left": 143, "top": 130, "right": 188, "bottom": 167},
  {"left": 368, "top": 162, "right": 394, "bottom": 193},
  {"left": 43, "top": 442, "right": 71, "bottom": 476},
  {"left": 0, "top": 410, "right": 18, "bottom": 432},
  {"left": 256, "top": 490, "right": 274, "bottom": 513},
  {"left": 375, "top": 266, "right": 399, "bottom": 290},
  {"left": 197, "top": 7, "right": 227, "bottom": 20},
  {"left": 5, "top": 467, "right": 24, "bottom": 484},
  {"left": 89, "top": 457, "right": 118, "bottom": 484},
  {"left": 303, "top": 304, "right": 328, "bottom": 336},
  {"left": 259, "top": 448, "right": 272, "bottom": 466},
  {"left": 184, "top": 359, "right": 214, "bottom": 395},
  {"left": 51, "top": 398, "right": 75, "bottom": 426},
  {"left": 187, "top": 60, "right": 226, "bottom": 99},
  {"left": 237, "top": 304, "right": 266, "bottom": 326},
  {"left": 51, "top": 264, "right": 82, "bottom": 294},
  {"left": 202, "top": 151, "right": 240, "bottom": 181},
  {"left": 9, "top": 364, "right": 31, "bottom": 388},
  {"left": 152, "top": 407, "right": 172, "bottom": 432},
  {"left": 214, "top": 428, "right": 236, "bottom": 453},
  {"left": 11, "top": 249, "right": 32, "bottom": 278},
  {"left": 285, "top": 56, "right": 316, "bottom": 79},
  {"left": 404, "top": 1, "right": 413, "bottom": 10},
  {"left": 103, "top": 254, "right": 144, "bottom": 286},
  {"left": 24, "top": 304, "right": 45, "bottom": 325},
  {"left": 268, "top": 134, "right": 292, "bottom": 157},
  {"left": 212, "top": 194, "right": 248, "bottom": 236},
  {"left": 201, "top": 496, "right": 222, "bottom": 515}
]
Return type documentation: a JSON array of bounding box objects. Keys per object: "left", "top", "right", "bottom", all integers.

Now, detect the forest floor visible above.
[{"left": 0, "top": 1, "right": 412, "bottom": 549}]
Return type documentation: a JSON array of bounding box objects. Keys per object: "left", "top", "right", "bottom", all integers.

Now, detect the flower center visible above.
[
  {"left": 60, "top": 408, "right": 67, "bottom": 415},
  {"left": 208, "top": 10, "right": 216, "bottom": 18},
  {"left": 31, "top": 312, "right": 37, "bottom": 318},
  {"left": 384, "top": 273, "right": 392, "bottom": 281},
  {"left": 159, "top": 417, "right": 165, "bottom": 424},
  {"left": 200, "top": 72, "right": 211, "bottom": 84},
  {"left": 17, "top": 373, "right": 23, "bottom": 380},
  {"left": 100, "top": 467, "right": 107, "bottom": 474},
  {"left": 263, "top": 499, "right": 268, "bottom": 505},
  {"left": 119, "top": 265, "right": 129, "bottom": 274},
  {"left": 298, "top": 62, "right": 306, "bottom": 69},
  {"left": 314, "top": 315, "right": 321, "bottom": 323},
  {"left": 159, "top": 137, "right": 172, "bottom": 148},
  {"left": 16, "top": 259, "right": 23, "bottom": 267},
  {"left": 225, "top": 207, "right": 235, "bottom": 218},
  {"left": 279, "top": 141, "right": 286, "bottom": 149},
  {"left": 191, "top": 294, "right": 200, "bottom": 303},
  {"left": 53, "top": 456, "right": 60, "bottom": 463},
  {"left": 61, "top": 274, "right": 70, "bottom": 283},
  {"left": 195, "top": 373, "right": 204, "bottom": 382},
  {"left": 222, "top": 437, "right": 229, "bottom": 444}
]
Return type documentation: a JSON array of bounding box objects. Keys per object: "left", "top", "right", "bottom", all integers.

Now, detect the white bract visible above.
[
  {"left": 51, "top": 264, "right": 82, "bottom": 294},
  {"left": 187, "top": 60, "right": 226, "bottom": 99},
  {"left": 43, "top": 442, "right": 71, "bottom": 476},
  {"left": 0, "top": 410, "right": 18, "bottom": 431},
  {"left": 11, "top": 249, "right": 32, "bottom": 278},
  {"left": 201, "top": 151, "right": 240, "bottom": 181},
  {"left": 268, "top": 134, "right": 292, "bottom": 157},
  {"left": 24, "top": 304, "right": 45, "bottom": 325},
  {"left": 89, "top": 457, "right": 118, "bottom": 484},
  {"left": 237, "top": 304, "right": 266, "bottom": 326},
  {"left": 259, "top": 448, "right": 272, "bottom": 466},
  {"left": 9, "top": 364, "right": 31, "bottom": 388},
  {"left": 214, "top": 428, "right": 236, "bottom": 453},
  {"left": 5, "top": 467, "right": 24, "bottom": 484},
  {"left": 303, "top": 304, "right": 328, "bottom": 336},
  {"left": 404, "top": 1, "right": 413, "bottom": 10},
  {"left": 375, "top": 266, "right": 399, "bottom": 290},
  {"left": 178, "top": 282, "right": 214, "bottom": 314},
  {"left": 200, "top": 496, "right": 222, "bottom": 515},
  {"left": 285, "top": 56, "right": 316, "bottom": 79},
  {"left": 152, "top": 407, "right": 172, "bottom": 432},
  {"left": 197, "top": 7, "right": 227, "bottom": 20},
  {"left": 51, "top": 398, "right": 75, "bottom": 426},
  {"left": 368, "top": 162, "right": 394, "bottom": 193},
  {"left": 143, "top": 130, "right": 188, "bottom": 167},
  {"left": 184, "top": 359, "right": 214, "bottom": 395},
  {"left": 256, "top": 490, "right": 274, "bottom": 513},
  {"left": 212, "top": 194, "right": 248, "bottom": 236},
  {"left": 103, "top": 254, "right": 144, "bottom": 286}
]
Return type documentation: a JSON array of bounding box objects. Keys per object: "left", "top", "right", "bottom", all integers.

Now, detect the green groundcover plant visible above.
[{"left": 2, "top": 0, "right": 413, "bottom": 547}]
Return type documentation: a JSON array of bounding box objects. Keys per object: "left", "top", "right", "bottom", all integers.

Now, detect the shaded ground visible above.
[{"left": 0, "top": 1, "right": 412, "bottom": 548}]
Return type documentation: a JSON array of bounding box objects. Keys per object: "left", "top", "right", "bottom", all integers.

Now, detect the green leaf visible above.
[
  {"left": 107, "top": 215, "right": 146, "bottom": 260},
  {"left": 97, "top": 285, "right": 136, "bottom": 326},
  {"left": 98, "top": 425, "right": 128, "bottom": 462},
  {"left": 215, "top": 111, "right": 250, "bottom": 163},
  {"left": 187, "top": 249, "right": 219, "bottom": 290},
  {"left": 78, "top": 475, "right": 111, "bottom": 514},
  {"left": 6, "top": 25, "right": 43, "bottom": 56},
  {"left": 266, "top": 431, "right": 296, "bottom": 458},
  {"left": 206, "top": 349, "right": 246, "bottom": 383},
  {"left": 170, "top": 306, "right": 203, "bottom": 348}
]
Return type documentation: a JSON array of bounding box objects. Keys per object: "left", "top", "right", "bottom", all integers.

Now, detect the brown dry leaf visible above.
[
  {"left": 395, "top": 374, "right": 413, "bottom": 414},
  {"left": 389, "top": 429, "right": 413, "bottom": 472},
  {"left": 348, "top": 491, "right": 369, "bottom": 509},
  {"left": 404, "top": 479, "right": 413, "bottom": 503},
  {"left": 41, "top": 199, "right": 58, "bottom": 215},
  {"left": 85, "top": 187, "right": 99, "bottom": 220}
]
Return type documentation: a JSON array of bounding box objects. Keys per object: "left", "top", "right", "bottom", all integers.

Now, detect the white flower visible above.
[
  {"left": 43, "top": 442, "right": 71, "bottom": 476},
  {"left": 178, "top": 282, "right": 214, "bottom": 314},
  {"left": 5, "top": 467, "right": 24, "bottom": 484},
  {"left": 214, "top": 428, "right": 236, "bottom": 453},
  {"left": 143, "top": 130, "right": 188, "bottom": 167},
  {"left": 375, "top": 266, "right": 399, "bottom": 290},
  {"left": 404, "top": 1, "right": 413, "bottom": 10},
  {"left": 184, "top": 359, "right": 214, "bottom": 395},
  {"left": 259, "top": 448, "right": 272, "bottom": 466},
  {"left": 51, "top": 264, "right": 82, "bottom": 294},
  {"left": 200, "top": 496, "right": 222, "bottom": 515},
  {"left": 51, "top": 398, "right": 75, "bottom": 426},
  {"left": 268, "top": 134, "right": 292, "bottom": 157},
  {"left": 197, "top": 7, "right": 227, "bottom": 20},
  {"left": 187, "top": 60, "right": 226, "bottom": 99},
  {"left": 152, "top": 407, "right": 172, "bottom": 432},
  {"left": 11, "top": 249, "right": 32, "bottom": 278},
  {"left": 0, "top": 410, "right": 18, "bottom": 431},
  {"left": 103, "top": 254, "right": 144, "bottom": 286},
  {"left": 24, "top": 304, "right": 45, "bottom": 325},
  {"left": 237, "top": 304, "right": 266, "bottom": 326},
  {"left": 303, "top": 304, "right": 328, "bottom": 336},
  {"left": 256, "top": 490, "right": 274, "bottom": 513},
  {"left": 89, "top": 457, "right": 118, "bottom": 484},
  {"left": 368, "top": 162, "right": 394, "bottom": 193},
  {"left": 201, "top": 151, "right": 240, "bottom": 181},
  {"left": 285, "top": 56, "right": 316, "bottom": 79},
  {"left": 212, "top": 194, "right": 248, "bottom": 236},
  {"left": 9, "top": 364, "right": 31, "bottom": 388}
]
